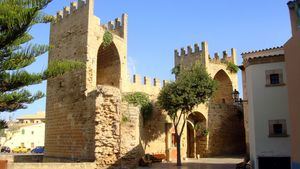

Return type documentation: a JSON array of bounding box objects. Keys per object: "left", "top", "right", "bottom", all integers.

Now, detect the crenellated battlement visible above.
[
  {"left": 210, "top": 48, "right": 237, "bottom": 64},
  {"left": 100, "top": 14, "right": 128, "bottom": 38},
  {"left": 53, "top": 0, "right": 89, "bottom": 24},
  {"left": 132, "top": 74, "right": 169, "bottom": 87},
  {"left": 126, "top": 74, "right": 169, "bottom": 96},
  {"left": 174, "top": 43, "right": 202, "bottom": 58},
  {"left": 102, "top": 17, "right": 122, "bottom": 31},
  {"left": 175, "top": 41, "right": 237, "bottom": 68}
]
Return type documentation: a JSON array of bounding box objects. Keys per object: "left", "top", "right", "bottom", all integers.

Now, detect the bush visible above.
[
  {"left": 123, "top": 92, "right": 153, "bottom": 122},
  {"left": 226, "top": 62, "right": 239, "bottom": 73},
  {"left": 102, "top": 31, "right": 113, "bottom": 48}
]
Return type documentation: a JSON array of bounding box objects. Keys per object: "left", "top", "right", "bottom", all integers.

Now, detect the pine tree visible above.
[{"left": 0, "top": 0, "right": 84, "bottom": 114}]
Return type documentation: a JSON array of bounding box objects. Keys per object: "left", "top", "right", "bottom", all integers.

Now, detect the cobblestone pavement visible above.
[{"left": 138, "top": 157, "right": 243, "bottom": 169}]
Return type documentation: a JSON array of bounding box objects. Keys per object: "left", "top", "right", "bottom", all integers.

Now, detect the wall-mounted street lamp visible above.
[{"left": 232, "top": 89, "right": 248, "bottom": 103}]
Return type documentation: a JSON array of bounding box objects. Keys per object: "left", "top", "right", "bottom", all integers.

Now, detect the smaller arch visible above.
[
  {"left": 96, "top": 42, "right": 121, "bottom": 88},
  {"left": 187, "top": 112, "right": 207, "bottom": 158}
]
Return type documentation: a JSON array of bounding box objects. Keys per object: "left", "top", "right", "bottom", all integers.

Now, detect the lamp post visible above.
[{"left": 232, "top": 89, "right": 247, "bottom": 104}]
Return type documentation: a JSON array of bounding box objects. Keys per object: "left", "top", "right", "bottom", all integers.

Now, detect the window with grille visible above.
[
  {"left": 269, "top": 119, "right": 288, "bottom": 137},
  {"left": 266, "top": 69, "right": 284, "bottom": 86}
]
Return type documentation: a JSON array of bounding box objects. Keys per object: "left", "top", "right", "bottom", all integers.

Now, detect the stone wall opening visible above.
[
  {"left": 187, "top": 112, "right": 207, "bottom": 158},
  {"left": 97, "top": 43, "right": 121, "bottom": 88},
  {"left": 208, "top": 69, "right": 246, "bottom": 156}
]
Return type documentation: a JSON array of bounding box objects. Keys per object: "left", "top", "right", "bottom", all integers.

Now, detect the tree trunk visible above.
[{"left": 176, "top": 134, "right": 182, "bottom": 166}]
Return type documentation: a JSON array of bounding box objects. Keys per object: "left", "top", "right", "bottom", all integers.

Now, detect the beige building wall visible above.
[{"left": 284, "top": 1, "right": 300, "bottom": 168}]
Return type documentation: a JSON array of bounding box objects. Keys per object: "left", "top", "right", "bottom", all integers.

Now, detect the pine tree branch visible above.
[
  {"left": 43, "top": 60, "right": 85, "bottom": 79},
  {"left": 0, "top": 0, "right": 52, "bottom": 49},
  {"left": 0, "top": 90, "right": 44, "bottom": 112},
  {"left": 1, "top": 44, "right": 49, "bottom": 70},
  {"left": 0, "top": 71, "right": 43, "bottom": 93}
]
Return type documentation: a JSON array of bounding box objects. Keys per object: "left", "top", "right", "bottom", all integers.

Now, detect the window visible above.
[
  {"left": 31, "top": 131, "right": 34, "bottom": 135},
  {"left": 270, "top": 74, "right": 280, "bottom": 85},
  {"left": 273, "top": 124, "right": 283, "bottom": 134},
  {"left": 269, "top": 119, "right": 288, "bottom": 137},
  {"left": 266, "top": 69, "right": 284, "bottom": 86},
  {"left": 21, "top": 129, "right": 25, "bottom": 135}
]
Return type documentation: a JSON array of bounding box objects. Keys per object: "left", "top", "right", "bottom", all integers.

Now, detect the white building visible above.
[
  {"left": 1, "top": 112, "right": 45, "bottom": 149},
  {"left": 241, "top": 47, "right": 291, "bottom": 169},
  {"left": 3, "top": 123, "right": 45, "bottom": 149}
]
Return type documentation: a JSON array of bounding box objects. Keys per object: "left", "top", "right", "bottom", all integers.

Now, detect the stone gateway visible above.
[{"left": 44, "top": 0, "right": 246, "bottom": 168}]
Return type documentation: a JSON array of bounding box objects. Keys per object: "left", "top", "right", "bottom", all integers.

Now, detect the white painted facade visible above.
[
  {"left": 2, "top": 123, "right": 45, "bottom": 149},
  {"left": 243, "top": 49, "right": 291, "bottom": 169}
]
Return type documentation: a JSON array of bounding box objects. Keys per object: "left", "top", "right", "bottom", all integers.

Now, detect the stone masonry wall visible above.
[
  {"left": 119, "top": 103, "right": 144, "bottom": 169},
  {"left": 45, "top": 0, "right": 94, "bottom": 161},
  {"left": 94, "top": 86, "right": 121, "bottom": 169}
]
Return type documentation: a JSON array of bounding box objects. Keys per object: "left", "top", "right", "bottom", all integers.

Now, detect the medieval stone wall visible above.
[
  {"left": 94, "top": 86, "right": 121, "bottom": 169},
  {"left": 45, "top": 0, "right": 245, "bottom": 166}
]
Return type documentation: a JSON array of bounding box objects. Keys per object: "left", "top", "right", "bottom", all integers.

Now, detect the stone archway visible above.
[
  {"left": 187, "top": 112, "right": 207, "bottom": 158},
  {"left": 97, "top": 42, "right": 121, "bottom": 88},
  {"left": 207, "top": 69, "right": 245, "bottom": 156}
]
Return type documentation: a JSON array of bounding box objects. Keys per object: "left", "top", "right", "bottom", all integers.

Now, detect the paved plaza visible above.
[{"left": 138, "top": 157, "right": 243, "bottom": 169}]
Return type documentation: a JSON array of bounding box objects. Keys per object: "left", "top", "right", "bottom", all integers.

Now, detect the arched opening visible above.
[
  {"left": 97, "top": 43, "right": 121, "bottom": 88},
  {"left": 187, "top": 112, "right": 207, "bottom": 158},
  {"left": 211, "top": 70, "right": 233, "bottom": 104},
  {"left": 208, "top": 69, "right": 245, "bottom": 156},
  {"left": 187, "top": 121, "right": 195, "bottom": 158}
]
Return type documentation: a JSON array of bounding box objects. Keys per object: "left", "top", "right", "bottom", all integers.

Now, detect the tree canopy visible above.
[
  {"left": 0, "top": 0, "right": 84, "bottom": 113},
  {"left": 158, "top": 63, "right": 217, "bottom": 166}
]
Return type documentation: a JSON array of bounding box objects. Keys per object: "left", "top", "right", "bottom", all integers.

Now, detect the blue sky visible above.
[{"left": 1, "top": 0, "right": 292, "bottom": 119}]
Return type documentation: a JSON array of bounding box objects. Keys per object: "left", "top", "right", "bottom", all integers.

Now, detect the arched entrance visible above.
[
  {"left": 187, "top": 112, "right": 207, "bottom": 158},
  {"left": 208, "top": 69, "right": 245, "bottom": 156},
  {"left": 97, "top": 42, "right": 121, "bottom": 88}
]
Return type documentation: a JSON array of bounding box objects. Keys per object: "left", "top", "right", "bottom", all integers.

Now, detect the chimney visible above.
[{"left": 287, "top": 0, "right": 300, "bottom": 36}]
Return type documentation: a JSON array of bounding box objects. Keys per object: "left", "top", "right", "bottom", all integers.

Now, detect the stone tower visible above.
[
  {"left": 45, "top": 0, "right": 129, "bottom": 162},
  {"left": 174, "top": 42, "right": 245, "bottom": 157}
]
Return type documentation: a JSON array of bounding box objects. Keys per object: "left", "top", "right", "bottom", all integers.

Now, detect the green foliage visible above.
[
  {"left": 226, "top": 61, "right": 239, "bottom": 73},
  {"left": 102, "top": 31, "right": 113, "bottom": 48},
  {"left": 171, "top": 65, "right": 181, "bottom": 77},
  {"left": 159, "top": 63, "right": 217, "bottom": 116},
  {"left": 121, "top": 115, "right": 129, "bottom": 123},
  {"left": 0, "top": 90, "right": 44, "bottom": 112},
  {"left": 123, "top": 92, "right": 153, "bottom": 122},
  {"left": 0, "top": 0, "right": 83, "bottom": 113},
  {"left": 194, "top": 123, "right": 209, "bottom": 137},
  {"left": 43, "top": 60, "right": 85, "bottom": 78}
]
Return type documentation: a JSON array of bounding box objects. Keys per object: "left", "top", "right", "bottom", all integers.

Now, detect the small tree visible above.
[
  {"left": 158, "top": 63, "right": 217, "bottom": 166},
  {"left": 0, "top": 0, "right": 84, "bottom": 116}
]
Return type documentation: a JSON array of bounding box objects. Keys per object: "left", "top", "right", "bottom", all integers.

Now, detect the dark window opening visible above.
[
  {"left": 273, "top": 124, "right": 283, "bottom": 135},
  {"left": 270, "top": 74, "right": 280, "bottom": 85}
]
